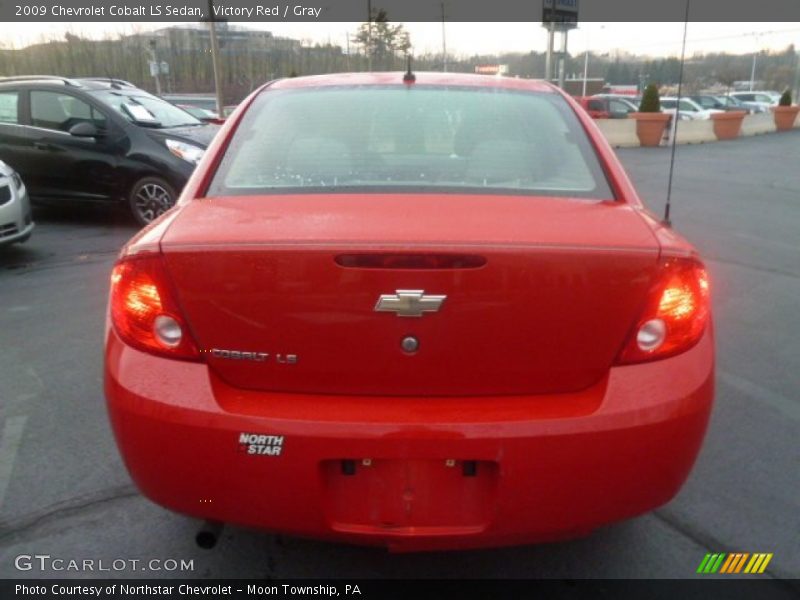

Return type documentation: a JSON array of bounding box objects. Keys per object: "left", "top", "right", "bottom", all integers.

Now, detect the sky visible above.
[{"left": 6, "top": 22, "right": 800, "bottom": 58}]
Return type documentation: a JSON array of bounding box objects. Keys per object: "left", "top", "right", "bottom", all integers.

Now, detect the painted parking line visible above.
[{"left": 0, "top": 415, "right": 28, "bottom": 511}]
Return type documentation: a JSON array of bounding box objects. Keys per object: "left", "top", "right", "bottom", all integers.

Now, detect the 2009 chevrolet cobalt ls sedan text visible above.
[{"left": 104, "top": 72, "right": 713, "bottom": 551}]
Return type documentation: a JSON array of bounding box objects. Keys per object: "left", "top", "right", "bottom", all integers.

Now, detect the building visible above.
[{"left": 128, "top": 24, "right": 302, "bottom": 55}]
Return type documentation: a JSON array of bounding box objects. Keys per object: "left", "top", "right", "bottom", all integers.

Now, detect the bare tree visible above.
[{"left": 353, "top": 10, "right": 411, "bottom": 71}]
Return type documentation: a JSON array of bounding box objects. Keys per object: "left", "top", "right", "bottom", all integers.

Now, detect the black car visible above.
[{"left": 0, "top": 76, "right": 219, "bottom": 225}]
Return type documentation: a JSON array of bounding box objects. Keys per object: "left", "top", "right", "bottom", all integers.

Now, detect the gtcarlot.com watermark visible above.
[{"left": 14, "top": 554, "right": 194, "bottom": 573}]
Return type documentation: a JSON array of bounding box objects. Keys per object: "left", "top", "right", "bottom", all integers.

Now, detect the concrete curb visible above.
[{"left": 596, "top": 112, "right": 798, "bottom": 148}]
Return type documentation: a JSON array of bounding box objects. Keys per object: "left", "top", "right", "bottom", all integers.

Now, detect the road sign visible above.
[{"left": 149, "top": 61, "right": 170, "bottom": 77}]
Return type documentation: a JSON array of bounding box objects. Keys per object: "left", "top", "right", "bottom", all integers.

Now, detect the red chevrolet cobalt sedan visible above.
[{"left": 104, "top": 72, "right": 713, "bottom": 551}]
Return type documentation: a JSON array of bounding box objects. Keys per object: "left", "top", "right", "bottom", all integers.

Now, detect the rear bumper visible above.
[{"left": 105, "top": 327, "right": 714, "bottom": 551}]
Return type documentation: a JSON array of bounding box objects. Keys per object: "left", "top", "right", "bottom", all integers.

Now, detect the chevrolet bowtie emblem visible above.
[{"left": 374, "top": 290, "right": 447, "bottom": 317}]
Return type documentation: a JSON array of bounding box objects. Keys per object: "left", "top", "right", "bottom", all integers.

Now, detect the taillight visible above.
[
  {"left": 617, "top": 258, "right": 710, "bottom": 364},
  {"left": 109, "top": 254, "right": 200, "bottom": 360}
]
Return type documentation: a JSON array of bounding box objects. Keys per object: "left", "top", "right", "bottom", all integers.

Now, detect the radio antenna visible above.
[
  {"left": 403, "top": 54, "right": 416, "bottom": 83},
  {"left": 664, "top": 0, "right": 691, "bottom": 227}
]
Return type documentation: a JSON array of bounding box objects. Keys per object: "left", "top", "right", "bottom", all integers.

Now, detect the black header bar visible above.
[{"left": 2, "top": 0, "right": 800, "bottom": 22}]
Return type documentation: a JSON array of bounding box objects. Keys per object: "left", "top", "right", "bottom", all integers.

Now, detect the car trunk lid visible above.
[{"left": 160, "top": 194, "right": 659, "bottom": 396}]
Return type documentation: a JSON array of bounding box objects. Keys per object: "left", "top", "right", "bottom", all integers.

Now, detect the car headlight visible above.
[
  {"left": 12, "top": 172, "right": 23, "bottom": 190},
  {"left": 165, "top": 139, "right": 205, "bottom": 165}
]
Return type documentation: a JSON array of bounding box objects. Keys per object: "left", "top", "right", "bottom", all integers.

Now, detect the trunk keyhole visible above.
[{"left": 401, "top": 336, "right": 419, "bottom": 353}]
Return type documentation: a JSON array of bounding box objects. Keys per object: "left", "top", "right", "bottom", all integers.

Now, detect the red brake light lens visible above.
[
  {"left": 617, "top": 258, "right": 710, "bottom": 364},
  {"left": 110, "top": 255, "right": 200, "bottom": 360}
]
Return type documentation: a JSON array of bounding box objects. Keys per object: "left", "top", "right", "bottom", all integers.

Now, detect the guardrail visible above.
[{"left": 595, "top": 112, "right": 799, "bottom": 148}]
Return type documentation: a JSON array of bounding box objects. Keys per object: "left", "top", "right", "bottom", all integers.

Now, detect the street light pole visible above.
[
  {"left": 794, "top": 48, "right": 800, "bottom": 101},
  {"left": 582, "top": 25, "right": 604, "bottom": 97},
  {"left": 545, "top": 20, "right": 555, "bottom": 82},
  {"left": 557, "top": 29, "right": 568, "bottom": 89},
  {"left": 582, "top": 29, "right": 589, "bottom": 96},
  {"left": 207, "top": 0, "right": 224, "bottom": 118},
  {"left": 750, "top": 33, "right": 760, "bottom": 92}
]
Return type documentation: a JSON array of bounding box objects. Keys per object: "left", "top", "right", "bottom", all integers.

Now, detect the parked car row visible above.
[
  {"left": 690, "top": 94, "right": 761, "bottom": 114},
  {"left": 659, "top": 97, "right": 723, "bottom": 121},
  {"left": 0, "top": 75, "right": 220, "bottom": 229},
  {"left": 0, "top": 73, "right": 783, "bottom": 250},
  {"left": 577, "top": 90, "right": 782, "bottom": 120},
  {"left": 728, "top": 90, "right": 782, "bottom": 112}
]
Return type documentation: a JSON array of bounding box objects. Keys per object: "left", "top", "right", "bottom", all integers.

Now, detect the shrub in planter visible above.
[
  {"left": 631, "top": 84, "right": 671, "bottom": 147},
  {"left": 773, "top": 89, "right": 799, "bottom": 131},
  {"left": 639, "top": 84, "right": 661, "bottom": 113}
]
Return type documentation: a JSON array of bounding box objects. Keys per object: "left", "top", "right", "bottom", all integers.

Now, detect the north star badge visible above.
[{"left": 238, "top": 433, "right": 284, "bottom": 456}]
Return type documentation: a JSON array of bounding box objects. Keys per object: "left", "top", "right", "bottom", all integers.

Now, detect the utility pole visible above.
[
  {"left": 441, "top": 2, "right": 448, "bottom": 72},
  {"left": 148, "top": 39, "right": 162, "bottom": 96},
  {"left": 367, "top": 0, "right": 372, "bottom": 72},
  {"left": 207, "top": 0, "right": 224, "bottom": 117}
]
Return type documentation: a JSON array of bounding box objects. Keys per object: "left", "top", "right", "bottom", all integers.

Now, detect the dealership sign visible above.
[
  {"left": 474, "top": 64, "right": 509, "bottom": 76},
  {"left": 542, "top": 0, "right": 579, "bottom": 28}
]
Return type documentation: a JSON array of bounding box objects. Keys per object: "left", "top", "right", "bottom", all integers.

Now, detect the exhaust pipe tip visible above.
[{"left": 195, "top": 520, "right": 224, "bottom": 549}]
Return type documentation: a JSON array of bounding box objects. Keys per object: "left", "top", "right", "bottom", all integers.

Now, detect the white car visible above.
[
  {"left": 0, "top": 160, "right": 34, "bottom": 246},
  {"left": 660, "top": 97, "right": 724, "bottom": 121},
  {"left": 729, "top": 91, "right": 781, "bottom": 113}
]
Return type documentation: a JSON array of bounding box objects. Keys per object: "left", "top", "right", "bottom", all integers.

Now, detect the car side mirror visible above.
[{"left": 69, "top": 122, "right": 100, "bottom": 138}]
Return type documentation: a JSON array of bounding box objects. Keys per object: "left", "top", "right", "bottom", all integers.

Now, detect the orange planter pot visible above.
[
  {"left": 631, "top": 112, "right": 671, "bottom": 147},
  {"left": 772, "top": 106, "right": 800, "bottom": 131},
  {"left": 711, "top": 111, "right": 746, "bottom": 140}
]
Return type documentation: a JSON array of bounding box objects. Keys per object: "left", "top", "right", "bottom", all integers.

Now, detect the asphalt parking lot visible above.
[{"left": 0, "top": 132, "right": 798, "bottom": 583}]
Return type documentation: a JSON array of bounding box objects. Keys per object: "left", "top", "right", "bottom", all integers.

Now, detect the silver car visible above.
[{"left": 0, "top": 160, "right": 34, "bottom": 246}]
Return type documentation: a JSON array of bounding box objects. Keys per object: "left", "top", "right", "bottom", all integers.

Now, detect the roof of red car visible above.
[{"left": 268, "top": 72, "right": 557, "bottom": 93}]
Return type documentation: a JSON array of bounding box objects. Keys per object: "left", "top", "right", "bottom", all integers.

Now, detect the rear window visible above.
[{"left": 208, "top": 85, "right": 613, "bottom": 200}]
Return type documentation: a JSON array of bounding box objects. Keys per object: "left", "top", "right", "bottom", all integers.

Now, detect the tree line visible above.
[{"left": 0, "top": 25, "right": 796, "bottom": 103}]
